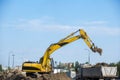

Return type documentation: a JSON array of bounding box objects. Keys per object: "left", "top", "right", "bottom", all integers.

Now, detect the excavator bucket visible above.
[
  {"left": 97, "top": 48, "right": 102, "bottom": 55},
  {"left": 93, "top": 47, "right": 102, "bottom": 55}
]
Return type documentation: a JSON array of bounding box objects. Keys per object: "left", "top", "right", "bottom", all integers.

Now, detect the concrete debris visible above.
[{"left": 0, "top": 70, "right": 71, "bottom": 80}]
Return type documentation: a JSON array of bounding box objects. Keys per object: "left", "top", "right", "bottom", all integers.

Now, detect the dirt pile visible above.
[
  {"left": 0, "top": 70, "right": 71, "bottom": 80},
  {"left": 42, "top": 73, "right": 71, "bottom": 80},
  {"left": 94, "top": 62, "right": 109, "bottom": 67}
]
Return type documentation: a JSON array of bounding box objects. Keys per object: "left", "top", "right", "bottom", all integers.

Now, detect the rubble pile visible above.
[
  {"left": 0, "top": 70, "right": 71, "bottom": 80},
  {"left": 42, "top": 73, "right": 71, "bottom": 80},
  {"left": 94, "top": 62, "right": 109, "bottom": 67}
]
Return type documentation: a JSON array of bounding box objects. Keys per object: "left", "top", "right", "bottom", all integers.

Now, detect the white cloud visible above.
[
  {"left": 84, "top": 21, "right": 107, "bottom": 25},
  {"left": 2, "top": 18, "right": 120, "bottom": 36},
  {"left": 88, "top": 26, "right": 120, "bottom": 36},
  {"left": 10, "top": 18, "right": 75, "bottom": 32}
]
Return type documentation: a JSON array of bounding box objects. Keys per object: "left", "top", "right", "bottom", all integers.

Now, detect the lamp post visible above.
[
  {"left": 85, "top": 49, "right": 90, "bottom": 64},
  {"left": 12, "top": 54, "right": 15, "bottom": 68},
  {"left": 8, "top": 51, "right": 13, "bottom": 70}
]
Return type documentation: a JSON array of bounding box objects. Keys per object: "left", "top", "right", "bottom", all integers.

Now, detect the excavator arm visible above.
[{"left": 41, "top": 29, "right": 102, "bottom": 68}]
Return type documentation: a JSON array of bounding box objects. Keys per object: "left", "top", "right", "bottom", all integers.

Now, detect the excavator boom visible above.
[{"left": 22, "top": 29, "right": 102, "bottom": 73}]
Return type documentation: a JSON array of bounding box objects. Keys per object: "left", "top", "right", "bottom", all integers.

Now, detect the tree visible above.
[
  {"left": 109, "top": 63, "right": 116, "bottom": 66},
  {"left": 0, "top": 64, "right": 2, "bottom": 71},
  {"left": 85, "top": 62, "right": 89, "bottom": 64},
  {"left": 75, "top": 61, "right": 79, "bottom": 73},
  {"left": 116, "top": 61, "right": 120, "bottom": 77}
]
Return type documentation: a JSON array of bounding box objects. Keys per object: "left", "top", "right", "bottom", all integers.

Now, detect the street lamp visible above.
[
  {"left": 12, "top": 54, "right": 15, "bottom": 68},
  {"left": 85, "top": 49, "right": 90, "bottom": 64},
  {"left": 8, "top": 51, "right": 13, "bottom": 69}
]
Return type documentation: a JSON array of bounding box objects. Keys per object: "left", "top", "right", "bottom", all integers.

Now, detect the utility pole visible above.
[
  {"left": 8, "top": 51, "right": 13, "bottom": 70},
  {"left": 12, "top": 54, "right": 15, "bottom": 68},
  {"left": 85, "top": 49, "right": 90, "bottom": 64},
  {"left": 8, "top": 53, "right": 10, "bottom": 69}
]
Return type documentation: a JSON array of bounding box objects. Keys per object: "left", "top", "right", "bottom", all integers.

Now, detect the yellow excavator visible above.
[{"left": 22, "top": 29, "right": 102, "bottom": 75}]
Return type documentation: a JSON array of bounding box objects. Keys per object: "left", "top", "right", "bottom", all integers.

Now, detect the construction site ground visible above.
[{"left": 0, "top": 69, "right": 71, "bottom": 80}]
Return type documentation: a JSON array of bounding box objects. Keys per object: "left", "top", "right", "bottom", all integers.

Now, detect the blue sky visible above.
[{"left": 0, "top": 0, "right": 120, "bottom": 67}]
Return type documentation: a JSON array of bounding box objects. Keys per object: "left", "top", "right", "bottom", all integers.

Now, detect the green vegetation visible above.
[
  {"left": 116, "top": 61, "right": 120, "bottom": 77},
  {"left": 0, "top": 64, "right": 2, "bottom": 71},
  {"left": 75, "top": 61, "right": 80, "bottom": 73}
]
